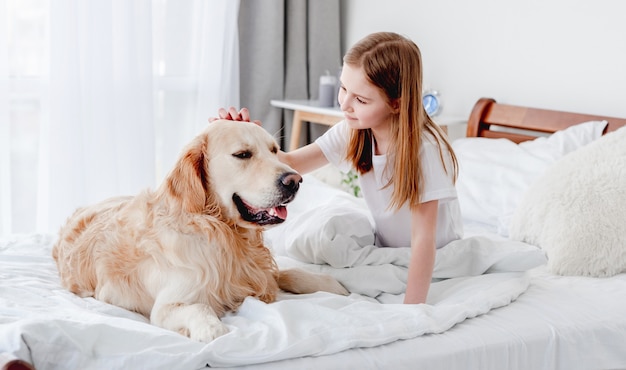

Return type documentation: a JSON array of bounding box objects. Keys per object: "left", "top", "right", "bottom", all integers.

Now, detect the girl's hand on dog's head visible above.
[{"left": 209, "top": 107, "right": 262, "bottom": 126}]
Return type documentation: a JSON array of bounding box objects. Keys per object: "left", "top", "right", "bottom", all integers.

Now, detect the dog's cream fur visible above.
[{"left": 52, "top": 120, "right": 348, "bottom": 342}]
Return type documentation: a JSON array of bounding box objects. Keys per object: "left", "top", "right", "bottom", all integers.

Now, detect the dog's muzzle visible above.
[{"left": 233, "top": 172, "right": 302, "bottom": 226}]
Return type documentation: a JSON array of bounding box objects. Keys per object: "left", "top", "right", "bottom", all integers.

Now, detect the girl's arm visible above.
[
  {"left": 278, "top": 142, "right": 329, "bottom": 175},
  {"left": 404, "top": 200, "right": 439, "bottom": 304}
]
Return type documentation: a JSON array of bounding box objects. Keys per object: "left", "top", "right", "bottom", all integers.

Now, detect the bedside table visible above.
[
  {"left": 271, "top": 99, "right": 467, "bottom": 150},
  {"left": 433, "top": 116, "right": 467, "bottom": 137}
]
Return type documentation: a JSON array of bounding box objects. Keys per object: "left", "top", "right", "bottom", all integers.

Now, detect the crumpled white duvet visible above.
[
  {"left": 270, "top": 195, "right": 545, "bottom": 301},
  {"left": 0, "top": 199, "right": 545, "bottom": 369}
]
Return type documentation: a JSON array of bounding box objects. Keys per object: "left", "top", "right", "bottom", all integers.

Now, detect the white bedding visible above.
[
  {"left": 1, "top": 176, "right": 626, "bottom": 370},
  {"left": 0, "top": 209, "right": 537, "bottom": 368},
  {"left": 268, "top": 186, "right": 544, "bottom": 302}
]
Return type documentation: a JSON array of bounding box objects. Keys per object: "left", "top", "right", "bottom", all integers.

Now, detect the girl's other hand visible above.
[{"left": 209, "top": 107, "right": 261, "bottom": 126}]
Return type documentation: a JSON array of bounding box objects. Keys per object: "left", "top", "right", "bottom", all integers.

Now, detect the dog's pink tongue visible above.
[{"left": 274, "top": 206, "right": 288, "bottom": 219}]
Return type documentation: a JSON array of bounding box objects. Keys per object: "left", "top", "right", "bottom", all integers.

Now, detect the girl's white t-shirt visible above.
[{"left": 315, "top": 120, "right": 463, "bottom": 249}]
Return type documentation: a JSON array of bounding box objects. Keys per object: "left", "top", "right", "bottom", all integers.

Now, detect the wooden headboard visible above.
[{"left": 466, "top": 98, "right": 626, "bottom": 143}]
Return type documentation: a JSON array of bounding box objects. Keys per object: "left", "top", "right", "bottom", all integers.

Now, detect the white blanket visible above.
[
  {"left": 270, "top": 196, "right": 545, "bottom": 302},
  {"left": 1, "top": 200, "right": 546, "bottom": 369}
]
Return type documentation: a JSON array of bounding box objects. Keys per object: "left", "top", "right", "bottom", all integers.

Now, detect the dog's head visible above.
[{"left": 163, "top": 120, "right": 301, "bottom": 229}]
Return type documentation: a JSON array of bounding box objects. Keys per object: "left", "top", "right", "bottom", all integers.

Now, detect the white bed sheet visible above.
[
  {"left": 1, "top": 176, "right": 626, "bottom": 370},
  {"left": 241, "top": 176, "right": 626, "bottom": 370},
  {"left": 0, "top": 221, "right": 533, "bottom": 369},
  {"left": 223, "top": 264, "right": 626, "bottom": 370}
]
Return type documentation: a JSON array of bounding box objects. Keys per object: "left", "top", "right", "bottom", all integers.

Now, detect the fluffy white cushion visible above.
[
  {"left": 509, "top": 126, "right": 626, "bottom": 277},
  {"left": 453, "top": 121, "right": 608, "bottom": 235}
]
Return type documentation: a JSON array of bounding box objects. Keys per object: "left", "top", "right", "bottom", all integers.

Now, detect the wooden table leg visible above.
[
  {"left": 287, "top": 109, "right": 343, "bottom": 151},
  {"left": 289, "top": 110, "right": 304, "bottom": 152}
]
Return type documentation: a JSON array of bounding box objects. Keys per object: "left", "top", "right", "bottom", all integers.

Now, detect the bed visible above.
[{"left": 2, "top": 98, "right": 626, "bottom": 370}]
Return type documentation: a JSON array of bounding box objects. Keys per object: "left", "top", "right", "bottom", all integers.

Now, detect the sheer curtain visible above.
[{"left": 0, "top": 0, "right": 239, "bottom": 236}]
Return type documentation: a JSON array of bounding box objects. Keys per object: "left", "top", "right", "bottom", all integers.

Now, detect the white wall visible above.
[{"left": 341, "top": 0, "right": 626, "bottom": 123}]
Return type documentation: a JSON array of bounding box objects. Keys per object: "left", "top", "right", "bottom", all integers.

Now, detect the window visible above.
[{"left": 0, "top": 0, "right": 239, "bottom": 235}]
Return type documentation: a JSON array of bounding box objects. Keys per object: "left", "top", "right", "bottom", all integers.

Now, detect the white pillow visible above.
[
  {"left": 453, "top": 120, "right": 607, "bottom": 235},
  {"left": 509, "top": 126, "right": 626, "bottom": 277}
]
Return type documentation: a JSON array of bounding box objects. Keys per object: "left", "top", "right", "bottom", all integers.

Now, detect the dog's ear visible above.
[{"left": 164, "top": 134, "right": 211, "bottom": 213}]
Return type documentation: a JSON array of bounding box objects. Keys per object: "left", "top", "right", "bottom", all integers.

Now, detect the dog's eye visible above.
[
  {"left": 271, "top": 146, "right": 278, "bottom": 154},
  {"left": 233, "top": 151, "right": 252, "bottom": 159}
]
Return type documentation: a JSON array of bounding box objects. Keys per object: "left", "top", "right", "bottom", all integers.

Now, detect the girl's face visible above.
[{"left": 338, "top": 64, "right": 396, "bottom": 132}]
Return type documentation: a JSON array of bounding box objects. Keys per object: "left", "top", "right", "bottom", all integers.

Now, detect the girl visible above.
[{"left": 214, "top": 32, "right": 462, "bottom": 304}]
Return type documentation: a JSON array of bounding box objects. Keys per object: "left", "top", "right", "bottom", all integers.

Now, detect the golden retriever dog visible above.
[{"left": 52, "top": 120, "right": 348, "bottom": 342}]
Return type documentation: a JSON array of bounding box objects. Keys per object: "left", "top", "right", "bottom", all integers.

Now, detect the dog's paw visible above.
[
  {"left": 189, "top": 319, "right": 230, "bottom": 342},
  {"left": 156, "top": 303, "right": 230, "bottom": 342}
]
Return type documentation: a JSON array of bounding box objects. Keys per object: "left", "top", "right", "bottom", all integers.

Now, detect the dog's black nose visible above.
[{"left": 279, "top": 172, "right": 302, "bottom": 194}]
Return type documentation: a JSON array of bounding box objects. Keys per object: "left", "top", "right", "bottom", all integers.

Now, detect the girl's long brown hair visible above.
[{"left": 343, "top": 32, "right": 458, "bottom": 210}]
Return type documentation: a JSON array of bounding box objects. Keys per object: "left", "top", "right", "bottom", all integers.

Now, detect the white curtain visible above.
[{"left": 0, "top": 0, "right": 240, "bottom": 235}]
